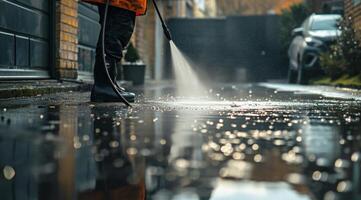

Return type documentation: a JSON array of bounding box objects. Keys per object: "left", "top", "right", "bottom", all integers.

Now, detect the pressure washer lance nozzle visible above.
[
  {"left": 163, "top": 25, "right": 173, "bottom": 41},
  {"left": 152, "top": 0, "right": 172, "bottom": 41}
]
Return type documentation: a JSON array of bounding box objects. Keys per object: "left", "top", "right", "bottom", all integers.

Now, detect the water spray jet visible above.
[{"left": 152, "top": 0, "right": 206, "bottom": 97}]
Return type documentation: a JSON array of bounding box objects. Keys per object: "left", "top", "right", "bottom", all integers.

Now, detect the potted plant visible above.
[{"left": 122, "top": 42, "right": 146, "bottom": 85}]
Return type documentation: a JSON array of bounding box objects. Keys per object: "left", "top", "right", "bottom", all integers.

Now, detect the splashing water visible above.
[{"left": 170, "top": 41, "right": 206, "bottom": 97}]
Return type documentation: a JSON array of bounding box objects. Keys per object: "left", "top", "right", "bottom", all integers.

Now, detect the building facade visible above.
[
  {"left": 0, "top": 0, "right": 216, "bottom": 82},
  {"left": 306, "top": 0, "right": 344, "bottom": 13},
  {"left": 0, "top": 0, "right": 56, "bottom": 79},
  {"left": 0, "top": 0, "right": 89, "bottom": 81},
  {"left": 215, "top": 0, "right": 344, "bottom": 16},
  {"left": 216, "top": 0, "right": 304, "bottom": 16}
]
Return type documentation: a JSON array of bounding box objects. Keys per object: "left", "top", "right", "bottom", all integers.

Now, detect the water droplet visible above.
[
  {"left": 127, "top": 147, "right": 138, "bottom": 156},
  {"left": 82, "top": 135, "right": 90, "bottom": 141},
  {"left": 3, "top": 166, "right": 15, "bottom": 180},
  {"left": 200, "top": 129, "right": 208, "bottom": 134},
  {"left": 109, "top": 141, "right": 119, "bottom": 148},
  {"left": 74, "top": 141, "right": 82, "bottom": 149},
  {"left": 336, "top": 181, "right": 352, "bottom": 192},
  {"left": 286, "top": 173, "right": 304, "bottom": 185},
  {"left": 274, "top": 139, "right": 285, "bottom": 146},
  {"left": 130, "top": 135, "right": 137, "bottom": 141},
  {"left": 335, "top": 159, "right": 350, "bottom": 168},
  {"left": 254, "top": 154, "right": 263, "bottom": 163},
  {"left": 339, "top": 139, "right": 345, "bottom": 145},
  {"left": 174, "top": 159, "right": 190, "bottom": 169},
  {"left": 232, "top": 152, "right": 245, "bottom": 160},
  {"left": 312, "top": 171, "right": 322, "bottom": 181},
  {"left": 160, "top": 139, "right": 167, "bottom": 145},
  {"left": 351, "top": 152, "right": 360, "bottom": 162},
  {"left": 239, "top": 143, "right": 246, "bottom": 150}
]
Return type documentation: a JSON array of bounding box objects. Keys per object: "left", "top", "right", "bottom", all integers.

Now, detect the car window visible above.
[{"left": 311, "top": 17, "right": 339, "bottom": 30}]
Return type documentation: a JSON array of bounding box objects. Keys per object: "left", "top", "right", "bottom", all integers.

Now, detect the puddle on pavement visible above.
[{"left": 0, "top": 85, "right": 360, "bottom": 200}]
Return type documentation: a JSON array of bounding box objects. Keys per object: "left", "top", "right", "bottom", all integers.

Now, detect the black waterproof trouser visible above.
[{"left": 94, "top": 5, "right": 136, "bottom": 85}]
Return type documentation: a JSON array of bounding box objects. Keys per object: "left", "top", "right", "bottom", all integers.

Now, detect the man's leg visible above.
[{"left": 91, "top": 5, "right": 136, "bottom": 103}]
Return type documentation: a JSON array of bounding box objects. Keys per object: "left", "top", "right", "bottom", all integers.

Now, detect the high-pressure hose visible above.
[
  {"left": 103, "top": 0, "right": 131, "bottom": 107},
  {"left": 152, "top": 0, "right": 173, "bottom": 41},
  {"left": 101, "top": 0, "right": 171, "bottom": 107}
]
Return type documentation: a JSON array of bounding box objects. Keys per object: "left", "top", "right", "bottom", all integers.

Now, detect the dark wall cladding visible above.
[
  {"left": 166, "top": 15, "right": 285, "bottom": 82},
  {"left": 78, "top": 2, "right": 100, "bottom": 73},
  {"left": 9, "top": 0, "right": 49, "bottom": 12},
  {"left": 0, "top": 32, "right": 15, "bottom": 66},
  {"left": 30, "top": 39, "right": 48, "bottom": 68},
  {"left": 16, "top": 35, "right": 29, "bottom": 67},
  {"left": 0, "top": 0, "right": 49, "bottom": 39},
  {"left": 0, "top": 0, "right": 49, "bottom": 72}
]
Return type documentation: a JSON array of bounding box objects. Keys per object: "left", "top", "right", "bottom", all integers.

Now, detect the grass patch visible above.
[{"left": 312, "top": 75, "right": 361, "bottom": 88}]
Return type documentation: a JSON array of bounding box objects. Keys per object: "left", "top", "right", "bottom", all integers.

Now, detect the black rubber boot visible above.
[
  {"left": 91, "top": 57, "right": 135, "bottom": 103},
  {"left": 91, "top": 5, "right": 136, "bottom": 103},
  {"left": 91, "top": 85, "right": 135, "bottom": 103}
]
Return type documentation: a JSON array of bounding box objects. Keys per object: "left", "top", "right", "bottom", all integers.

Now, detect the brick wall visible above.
[
  {"left": 56, "top": 0, "right": 79, "bottom": 79},
  {"left": 306, "top": 0, "right": 327, "bottom": 12},
  {"left": 306, "top": 0, "right": 343, "bottom": 13},
  {"left": 345, "top": 0, "right": 361, "bottom": 38}
]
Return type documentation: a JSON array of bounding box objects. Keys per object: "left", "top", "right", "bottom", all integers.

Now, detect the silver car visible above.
[{"left": 288, "top": 14, "right": 342, "bottom": 84}]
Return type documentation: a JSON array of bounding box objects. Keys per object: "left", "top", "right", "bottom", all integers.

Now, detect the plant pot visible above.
[{"left": 122, "top": 63, "right": 146, "bottom": 85}]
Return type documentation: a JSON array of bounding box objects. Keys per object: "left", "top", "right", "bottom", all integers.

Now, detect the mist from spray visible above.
[{"left": 170, "top": 41, "right": 206, "bottom": 97}]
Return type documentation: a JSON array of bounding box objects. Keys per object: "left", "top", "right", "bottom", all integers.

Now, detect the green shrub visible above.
[
  {"left": 320, "top": 17, "right": 361, "bottom": 78},
  {"left": 124, "top": 42, "right": 140, "bottom": 63},
  {"left": 336, "top": 17, "right": 361, "bottom": 75},
  {"left": 320, "top": 48, "right": 347, "bottom": 80}
]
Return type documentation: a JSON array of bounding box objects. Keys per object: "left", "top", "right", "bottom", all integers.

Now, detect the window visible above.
[
  {"left": 353, "top": 0, "right": 361, "bottom": 5},
  {"left": 311, "top": 18, "right": 339, "bottom": 30}
]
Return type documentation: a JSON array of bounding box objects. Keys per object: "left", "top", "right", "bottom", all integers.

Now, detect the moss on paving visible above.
[
  {"left": 0, "top": 82, "right": 92, "bottom": 99},
  {"left": 312, "top": 75, "right": 361, "bottom": 88}
]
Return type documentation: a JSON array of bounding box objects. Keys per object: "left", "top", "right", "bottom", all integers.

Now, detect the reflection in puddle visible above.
[{"left": 0, "top": 85, "right": 360, "bottom": 200}]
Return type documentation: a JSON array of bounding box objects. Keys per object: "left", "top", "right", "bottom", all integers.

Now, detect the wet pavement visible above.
[{"left": 0, "top": 83, "right": 360, "bottom": 200}]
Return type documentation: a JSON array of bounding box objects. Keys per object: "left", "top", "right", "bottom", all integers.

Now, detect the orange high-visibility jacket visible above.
[{"left": 82, "top": 0, "right": 147, "bottom": 16}]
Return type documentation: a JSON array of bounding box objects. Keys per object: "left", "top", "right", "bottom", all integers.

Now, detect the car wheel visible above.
[{"left": 288, "top": 69, "right": 297, "bottom": 84}]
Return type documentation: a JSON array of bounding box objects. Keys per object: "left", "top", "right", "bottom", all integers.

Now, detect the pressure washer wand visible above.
[{"left": 152, "top": 0, "right": 173, "bottom": 41}]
